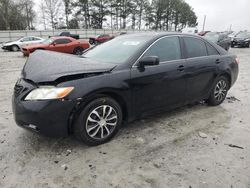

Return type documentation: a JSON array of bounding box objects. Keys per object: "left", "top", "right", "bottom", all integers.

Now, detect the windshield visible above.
[
  {"left": 83, "top": 36, "right": 150, "bottom": 64},
  {"left": 204, "top": 33, "right": 219, "bottom": 43},
  {"left": 42, "top": 38, "right": 53, "bottom": 44},
  {"left": 236, "top": 32, "right": 250, "bottom": 38}
]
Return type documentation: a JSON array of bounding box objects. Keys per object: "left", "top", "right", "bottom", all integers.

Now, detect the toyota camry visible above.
[{"left": 12, "top": 33, "right": 239, "bottom": 146}]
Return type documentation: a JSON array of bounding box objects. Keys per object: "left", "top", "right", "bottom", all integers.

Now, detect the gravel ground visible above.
[{"left": 0, "top": 48, "right": 249, "bottom": 188}]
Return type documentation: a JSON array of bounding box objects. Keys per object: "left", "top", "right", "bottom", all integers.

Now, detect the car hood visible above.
[
  {"left": 3, "top": 41, "right": 18, "bottom": 46},
  {"left": 22, "top": 50, "right": 116, "bottom": 83}
]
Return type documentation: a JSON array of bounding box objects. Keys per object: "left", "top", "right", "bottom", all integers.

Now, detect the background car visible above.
[
  {"left": 21, "top": 36, "right": 90, "bottom": 56},
  {"left": 231, "top": 32, "right": 250, "bottom": 48},
  {"left": 13, "top": 33, "right": 239, "bottom": 146},
  {"left": 204, "top": 32, "right": 231, "bottom": 51},
  {"left": 181, "top": 27, "right": 198, "bottom": 34},
  {"left": 1, "top": 36, "right": 44, "bottom": 51},
  {"left": 49, "top": 32, "right": 80, "bottom": 39},
  {"left": 89, "top": 34, "right": 114, "bottom": 45},
  {"left": 198, "top": 31, "right": 210, "bottom": 36}
]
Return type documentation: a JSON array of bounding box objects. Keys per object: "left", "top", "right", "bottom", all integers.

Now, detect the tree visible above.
[
  {"left": 73, "top": 0, "right": 91, "bottom": 29},
  {"left": 42, "top": 0, "right": 63, "bottom": 29},
  {"left": 90, "top": 0, "right": 109, "bottom": 29},
  {"left": 20, "top": 0, "right": 36, "bottom": 30},
  {"left": 0, "top": 0, "right": 33, "bottom": 30},
  {"left": 62, "top": 0, "right": 71, "bottom": 28}
]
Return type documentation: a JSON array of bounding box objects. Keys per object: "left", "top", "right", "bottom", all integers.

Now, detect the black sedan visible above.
[
  {"left": 12, "top": 33, "right": 239, "bottom": 146},
  {"left": 231, "top": 32, "right": 250, "bottom": 48},
  {"left": 204, "top": 32, "right": 231, "bottom": 51}
]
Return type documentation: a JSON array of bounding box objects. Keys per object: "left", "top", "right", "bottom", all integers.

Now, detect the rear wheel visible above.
[
  {"left": 207, "top": 76, "right": 229, "bottom": 106},
  {"left": 73, "top": 47, "right": 84, "bottom": 55},
  {"left": 11, "top": 45, "right": 19, "bottom": 52},
  {"left": 73, "top": 97, "right": 123, "bottom": 146},
  {"left": 231, "top": 44, "right": 234, "bottom": 48}
]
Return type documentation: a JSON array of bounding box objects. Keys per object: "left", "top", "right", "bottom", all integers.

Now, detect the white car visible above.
[{"left": 1, "top": 36, "right": 44, "bottom": 51}]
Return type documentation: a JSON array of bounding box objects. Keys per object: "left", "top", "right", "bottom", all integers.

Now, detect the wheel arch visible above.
[
  {"left": 68, "top": 89, "right": 128, "bottom": 134},
  {"left": 219, "top": 72, "right": 232, "bottom": 89}
]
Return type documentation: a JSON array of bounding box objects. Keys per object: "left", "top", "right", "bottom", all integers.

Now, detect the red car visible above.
[
  {"left": 22, "top": 37, "right": 90, "bottom": 56},
  {"left": 89, "top": 34, "right": 114, "bottom": 45}
]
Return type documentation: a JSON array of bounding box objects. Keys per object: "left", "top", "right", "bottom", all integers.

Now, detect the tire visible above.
[
  {"left": 73, "top": 47, "right": 84, "bottom": 55},
  {"left": 11, "top": 45, "right": 19, "bottom": 52},
  {"left": 207, "top": 76, "right": 229, "bottom": 106},
  {"left": 89, "top": 39, "right": 95, "bottom": 45},
  {"left": 73, "top": 97, "right": 123, "bottom": 146},
  {"left": 231, "top": 43, "right": 234, "bottom": 48}
]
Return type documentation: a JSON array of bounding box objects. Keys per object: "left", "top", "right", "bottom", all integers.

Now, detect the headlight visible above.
[
  {"left": 244, "top": 38, "right": 250, "bottom": 42},
  {"left": 25, "top": 86, "right": 74, "bottom": 100}
]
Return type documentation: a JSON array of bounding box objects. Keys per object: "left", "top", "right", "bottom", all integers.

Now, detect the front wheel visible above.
[
  {"left": 89, "top": 39, "right": 95, "bottom": 45},
  {"left": 207, "top": 76, "right": 229, "bottom": 106},
  {"left": 73, "top": 97, "right": 123, "bottom": 146}
]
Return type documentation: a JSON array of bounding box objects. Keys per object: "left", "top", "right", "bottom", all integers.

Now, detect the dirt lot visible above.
[{"left": 0, "top": 48, "right": 249, "bottom": 188}]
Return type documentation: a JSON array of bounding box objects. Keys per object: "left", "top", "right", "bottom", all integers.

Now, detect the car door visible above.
[
  {"left": 31, "top": 37, "right": 43, "bottom": 44},
  {"left": 49, "top": 38, "right": 72, "bottom": 53},
  {"left": 130, "top": 36, "right": 188, "bottom": 115},
  {"left": 19, "top": 37, "right": 33, "bottom": 47},
  {"left": 182, "top": 37, "right": 218, "bottom": 102}
]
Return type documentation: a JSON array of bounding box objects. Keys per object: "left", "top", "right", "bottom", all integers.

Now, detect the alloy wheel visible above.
[
  {"left": 214, "top": 80, "right": 227, "bottom": 102},
  {"left": 86, "top": 105, "right": 118, "bottom": 140}
]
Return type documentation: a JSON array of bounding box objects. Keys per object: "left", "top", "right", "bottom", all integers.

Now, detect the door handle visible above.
[
  {"left": 215, "top": 59, "right": 221, "bottom": 64},
  {"left": 177, "top": 65, "right": 185, "bottom": 71}
]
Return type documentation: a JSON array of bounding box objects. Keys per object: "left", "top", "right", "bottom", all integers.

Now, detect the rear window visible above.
[{"left": 184, "top": 37, "right": 207, "bottom": 58}]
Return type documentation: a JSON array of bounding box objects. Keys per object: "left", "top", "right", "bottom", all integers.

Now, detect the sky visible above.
[
  {"left": 184, "top": 0, "right": 250, "bottom": 32},
  {"left": 34, "top": 0, "right": 250, "bottom": 32}
]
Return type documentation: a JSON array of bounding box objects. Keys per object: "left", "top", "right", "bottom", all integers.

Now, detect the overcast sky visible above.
[
  {"left": 34, "top": 0, "right": 250, "bottom": 32},
  {"left": 185, "top": 0, "right": 250, "bottom": 31}
]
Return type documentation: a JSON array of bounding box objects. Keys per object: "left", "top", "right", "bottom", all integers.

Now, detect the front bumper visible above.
[
  {"left": 1, "top": 45, "right": 11, "bottom": 51},
  {"left": 12, "top": 79, "right": 78, "bottom": 137}
]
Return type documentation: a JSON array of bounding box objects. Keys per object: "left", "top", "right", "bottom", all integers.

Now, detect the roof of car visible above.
[{"left": 119, "top": 32, "right": 203, "bottom": 40}]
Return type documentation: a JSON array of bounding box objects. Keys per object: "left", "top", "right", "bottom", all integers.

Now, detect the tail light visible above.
[{"left": 235, "top": 58, "right": 240, "bottom": 64}]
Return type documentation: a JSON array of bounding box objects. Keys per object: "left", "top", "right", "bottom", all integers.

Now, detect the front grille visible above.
[{"left": 14, "top": 84, "right": 24, "bottom": 96}]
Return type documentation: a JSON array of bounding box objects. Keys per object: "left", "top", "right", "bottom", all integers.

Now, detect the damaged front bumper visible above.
[{"left": 12, "top": 79, "right": 78, "bottom": 137}]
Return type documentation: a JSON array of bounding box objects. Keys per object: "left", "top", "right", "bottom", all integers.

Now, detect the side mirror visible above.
[
  {"left": 138, "top": 56, "right": 159, "bottom": 71},
  {"left": 52, "top": 42, "right": 56, "bottom": 46}
]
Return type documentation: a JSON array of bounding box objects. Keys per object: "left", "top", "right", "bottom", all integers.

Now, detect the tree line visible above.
[
  {"left": 0, "top": 0, "right": 35, "bottom": 30},
  {"left": 0, "top": 0, "right": 197, "bottom": 31}
]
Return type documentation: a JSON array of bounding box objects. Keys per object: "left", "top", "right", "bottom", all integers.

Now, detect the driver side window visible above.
[{"left": 143, "top": 36, "right": 181, "bottom": 62}]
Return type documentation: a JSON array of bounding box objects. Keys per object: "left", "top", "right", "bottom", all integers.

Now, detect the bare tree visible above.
[
  {"left": 20, "top": 0, "right": 35, "bottom": 30},
  {"left": 39, "top": 2, "right": 47, "bottom": 30},
  {"left": 42, "top": 0, "right": 63, "bottom": 29},
  {"left": 62, "top": 0, "right": 71, "bottom": 28}
]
